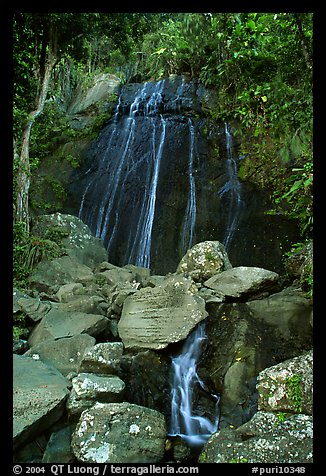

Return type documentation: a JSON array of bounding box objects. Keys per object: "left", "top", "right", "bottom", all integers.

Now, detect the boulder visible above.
[
  {"left": 176, "top": 241, "right": 232, "bottom": 282},
  {"left": 32, "top": 213, "right": 108, "bottom": 269},
  {"left": 30, "top": 255, "right": 95, "bottom": 294},
  {"left": 78, "top": 342, "right": 124, "bottom": 374},
  {"left": 67, "top": 373, "right": 125, "bottom": 419},
  {"left": 199, "top": 411, "right": 313, "bottom": 463},
  {"left": 203, "top": 266, "right": 280, "bottom": 301},
  {"left": 25, "top": 334, "right": 96, "bottom": 376},
  {"left": 66, "top": 73, "right": 120, "bottom": 115},
  {"left": 118, "top": 275, "right": 208, "bottom": 350},
  {"left": 105, "top": 281, "right": 140, "bottom": 317},
  {"left": 42, "top": 425, "right": 75, "bottom": 463},
  {"left": 13, "top": 355, "right": 70, "bottom": 450},
  {"left": 56, "top": 283, "right": 84, "bottom": 302},
  {"left": 71, "top": 402, "right": 166, "bottom": 463},
  {"left": 199, "top": 298, "right": 312, "bottom": 429},
  {"left": 284, "top": 240, "right": 313, "bottom": 282},
  {"left": 59, "top": 295, "right": 107, "bottom": 315},
  {"left": 14, "top": 295, "right": 52, "bottom": 323},
  {"left": 28, "top": 308, "right": 109, "bottom": 347},
  {"left": 257, "top": 350, "right": 313, "bottom": 415},
  {"left": 247, "top": 285, "right": 312, "bottom": 353}
]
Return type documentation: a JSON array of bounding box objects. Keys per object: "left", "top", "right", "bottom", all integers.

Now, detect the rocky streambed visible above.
[{"left": 13, "top": 213, "right": 313, "bottom": 463}]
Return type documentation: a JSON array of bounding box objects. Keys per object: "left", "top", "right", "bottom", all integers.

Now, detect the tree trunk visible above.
[{"left": 14, "top": 47, "right": 57, "bottom": 233}]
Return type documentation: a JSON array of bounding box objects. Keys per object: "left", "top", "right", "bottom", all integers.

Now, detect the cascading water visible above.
[
  {"left": 76, "top": 80, "right": 246, "bottom": 452},
  {"left": 218, "top": 122, "right": 244, "bottom": 250},
  {"left": 181, "top": 118, "right": 197, "bottom": 254},
  {"left": 77, "top": 77, "right": 199, "bottom": 270},
  {"left": 168, "top": 124, "right": 244, "bottom": 451},
  {"left": 169, "top": 322, "right": 220, "bottom": 448}
]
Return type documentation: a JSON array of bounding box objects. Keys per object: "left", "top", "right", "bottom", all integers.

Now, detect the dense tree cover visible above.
[{"left": 13, "top": 12, "right": 313, "bottom": 287}]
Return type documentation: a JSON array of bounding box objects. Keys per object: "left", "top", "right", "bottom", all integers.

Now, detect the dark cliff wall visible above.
[{"left": 65, "top": 75, "right": 300, "bottom": 275}]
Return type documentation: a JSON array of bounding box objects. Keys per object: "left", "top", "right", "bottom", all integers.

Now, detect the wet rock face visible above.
[{"left": 64, "top": 75, "right": 301, "bottom": 275}]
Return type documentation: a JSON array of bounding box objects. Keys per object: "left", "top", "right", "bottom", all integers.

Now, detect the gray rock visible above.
[
  {"left": 59, "top": 295, "right": 106, "bottom": 315},
  {"left": 79, "top": 342, "right": 124, "bottom": 374},
  {"left": 13, "top": 339, "right": 29, "bottom": 354},
  {"left": 67, "top": 373, "right": 125, "bottom": 419},
  {"left": 13, "top": 355, "right": 70, "bottom": 450},
  {"left": 67, "top": 73, "right": 120, "bottom": 115},
  {"left": 71, "top": 402, "right": 166, "bottom": 463},
  {"left": 32, "top": 213, "right": 108, "bottom": 269},
  {"left": 28, "top": 308, "right": 109, "bottom": 347},
  {"left": 247, "top": 285, "right": 312, "bottom": 351},
  {"left": 25, "top": 334, "right": 96, "bottom": 376},
  {"left": 30, "top": 255, "right": 95, "bottom": 294},
  {"left": 257, "top": 350, "right": 313, "bottom": 415},
  {"left": 96, "top": 267, "right": 133, "bottom": 286},
  {"left": 176, "top": 240, "right": 232, "bottom": 282},
  {"left": 106, "top": 281, "right": 140, "bottom": 317},
  {"left": 42, "top": 425, "right": 75, "bottom": 463},
  {"left": 56, "top": 283, "right": 84, "bottom": 302},
  {"left": 118, "top": 275, "right": 208, "bottom": 350},
  {"left": 199, "top": 411, "right": 313, "bottom": 463},
  {"left": 204, "top": 266, "right": 280, "bottom": 301},
  {"left": 15, "top": 296, "right": 52, "bottom": 323}
]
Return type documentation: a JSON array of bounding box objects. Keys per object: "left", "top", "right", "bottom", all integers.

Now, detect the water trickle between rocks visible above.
[{"left": 169, "top": 321, "right": 220, "bottom": 449}]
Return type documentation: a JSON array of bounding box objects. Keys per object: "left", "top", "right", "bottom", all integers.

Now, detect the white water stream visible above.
[{"left": 169, "top": 322, "right": 220, "bottom": 448}]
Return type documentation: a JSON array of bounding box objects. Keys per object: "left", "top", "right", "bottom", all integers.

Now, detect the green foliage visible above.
[
  {"left": 285, "top": 374, "right": 304, "bottom": 413},
  {"left": 13, "top": 221, "right": 63, "bottom": 289},
  {"left": 229, "top": 457, "right": 249, "bottom": 463},
  {"left": 204, "top": 251, "right": 216, "bottom": 262},
  {"left": 14, "top": 12, "right": 313, "bottom": 245},
  {"left": 276, "top": 411, "right": 287, "bottom": 423}
]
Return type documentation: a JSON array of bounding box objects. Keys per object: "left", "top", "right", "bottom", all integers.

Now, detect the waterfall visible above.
[
  {"left": 181, "top": 118, "right": 197, "bottom": 254},
  {"left": 218, "top": 122, "right": 244, "bottom": 250},
  {"left": 169, "top": 322, "right": 220, "bottom": 448},
  {"left": 78, "top": 80, "right": 169, "bottom": 268},
  {"left": 127, "top": 115, "right": 166, "bottom": 268},
  {"left": 169, "top": 124, "right": 244, "bottom": 450}
]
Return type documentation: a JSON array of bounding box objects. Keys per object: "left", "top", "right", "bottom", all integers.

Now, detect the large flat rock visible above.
[
  {"left": 118, "top": 276, "right": 208, "bottom": 350},
  {"left": 25, "top": 334, "right": 96, "bottom": 376},
  {"left": 13, "top": 355, "right": 70, "bottom": 450},
  {"left": 204, "top": 266, "right": 280, "bottom": 301},
  {"left": 28, "top": 308, "right": 108, "bottom": 347}
]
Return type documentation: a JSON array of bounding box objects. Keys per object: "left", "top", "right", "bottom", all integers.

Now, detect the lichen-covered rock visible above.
[
  {"left": 71, "top": 402, "right": 166, "bottom": 463},
  {"left": 204, "top": 266, "right": 280, "bottom": 301},
  {"left": 67, "top": 373, "right": 125, "bottom": 419},
  {"left": 199, "top": 411, "right": 313, "bottom": 463},
  {"left": 78, "top": 342, "right": 124, "bottom": 374},
  {"left": 176, "top": 241, "right": 232, "bottom": 282},
  {"left": 118, "top": 275, "right": 207, "bottom": 350},
  {"left": 257, "top": 350, "right": 313, "bottom": 415},
  {"left": 32, "top": 213, "right": 108, "bottom": 269}
]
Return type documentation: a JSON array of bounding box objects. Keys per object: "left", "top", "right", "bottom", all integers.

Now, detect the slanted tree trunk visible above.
[{"left": 14, "top": 34, "right": 57, "bottom": 234}]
